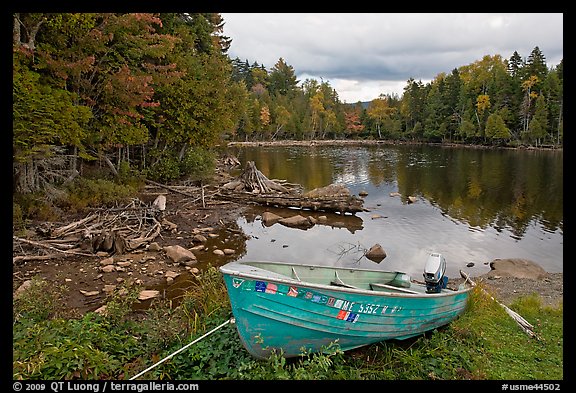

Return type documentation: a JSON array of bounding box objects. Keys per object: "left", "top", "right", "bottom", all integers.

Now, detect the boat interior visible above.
[{"left": 243, "top": 261, "right": 424, "bottom": 294}]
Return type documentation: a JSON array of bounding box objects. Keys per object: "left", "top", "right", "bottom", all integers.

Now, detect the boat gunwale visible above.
[{"left": 219, "top": 260, "right": 474, "bottom": 298}]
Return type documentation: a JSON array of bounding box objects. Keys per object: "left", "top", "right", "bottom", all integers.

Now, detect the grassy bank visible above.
[{"left": 13, "top": 266, "right": 563, "bottom": 380}]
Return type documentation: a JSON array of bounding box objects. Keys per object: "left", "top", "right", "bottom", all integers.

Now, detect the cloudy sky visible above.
[{"left": 221, "top": 13, "right": 563, "bottom": 103}]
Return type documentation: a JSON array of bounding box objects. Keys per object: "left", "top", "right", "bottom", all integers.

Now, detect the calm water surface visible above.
[{"left": 226, "top": 144, "right": 563, "bottom": 279}]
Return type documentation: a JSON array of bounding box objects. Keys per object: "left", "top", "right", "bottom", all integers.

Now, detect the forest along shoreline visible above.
[
  {"left": 12, "top": 146, "right": 563, "bottom": 316},
  {"left": 226, "top": 139, "right": 563, "bottom": 150}
]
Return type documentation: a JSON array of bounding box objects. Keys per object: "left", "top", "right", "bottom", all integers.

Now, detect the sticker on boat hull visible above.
[
  {"left": 237, "top": 278, "right": 404, "bottom": 323},
  {"left": 232, "top": 278, "right": 244, "bottom": 288}
]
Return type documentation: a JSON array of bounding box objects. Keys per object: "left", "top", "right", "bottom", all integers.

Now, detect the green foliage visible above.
[
  {"left": 13, "top": 269, "right": 563, "bottom": 380},
  {"left": 63, "top": 177, "right": 138, "bottom": 211},
  {"left": 117, "top": 160, "right": 145, "bottom": 189},
  {"left": 14, "top": 11, "right": 562, "bottom": 185},
  {"left": 13, "top": 201, "right": 25, "bottom": 232},
  {"left": 13, "top": 169, "right": 142, "bottom": 221},
  {"left": 100, "top": 285, "right": 141, "bottom": 326},
  {"left": 144, "top": 150, "right": 182, "bottom": 183},
  {"left": 157, "top": 314, "right": 251, "bottom": 380},
  {"left": 144, "top": 147, "right": 215, "bottom": 183},
  {"left": 13, "top": 308, "right": 146, "bottom": 380},
  {"left": 179, "top": 147, "right": 216, "bottom": 181},
  {"left": 13, "top": 277, "right": 68, "bottom": 323},
  {"left": 13, "top": 192, "right": 60, "bottom": 222},
  {"left": 13, "top": 53, "right": 92, "bottom": 163},
  {"left": 232, "top": 342, "right": 349, "bottom": 380},
  {"left": 485, "top": 113, "right": 511, "bottom": 142}
]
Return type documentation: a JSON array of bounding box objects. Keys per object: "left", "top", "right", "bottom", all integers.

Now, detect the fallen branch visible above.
[
  {"left": 13, "top": 236, "right": 97, "bottom": 264},
  {"left": 460, "top": 270, "right": 539, "bottom": 339},
  {"left": 217, "top": 191, "right": 365, "bottom": 214},
  {"left": 50, "top": 213, "right": 98, "bottom": 238},
  {"left": 125, "top": 220, "right": 162, "bottom": 251},
  {"left": 13, "top": 254, "right": 74, "bottom": 264},
  {"left": 145, "top": 179, "right": 197, "bottom": 197}
]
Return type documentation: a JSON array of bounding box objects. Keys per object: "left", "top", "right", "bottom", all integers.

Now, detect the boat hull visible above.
[{"left": 221, "top": 262, "right": 471, "bottom": 359}]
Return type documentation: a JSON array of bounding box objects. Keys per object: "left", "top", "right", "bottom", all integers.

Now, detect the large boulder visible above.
[
  {"left": 304, "top": 184, "right": 351, "bottom": 198},
  {"left": 262, "top": 211, "right": 283, "bottom": 226},
  {"left": 365, "top": 243, "right": 387, "bottom": 263},
  {"left": 164, "top": 245, "right": 197, "bottom": 264},
  {"left": 279, "top": 215, "right": 315, "bottom": 229},
  {"left": 486, "top": 258, "right": 547, "bottom": 279}
]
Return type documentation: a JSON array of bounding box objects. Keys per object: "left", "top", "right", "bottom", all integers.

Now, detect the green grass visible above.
[{"left": 13, "top": 269, "right": 563, "bottom": 380}]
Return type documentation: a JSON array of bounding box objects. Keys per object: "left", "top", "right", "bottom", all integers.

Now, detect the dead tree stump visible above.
[
  {"left": 218, "top": 161, "right": 365, "bottom": 215},
  {"left": 223, "top": 161, "right": 289, "bottom": 193}
]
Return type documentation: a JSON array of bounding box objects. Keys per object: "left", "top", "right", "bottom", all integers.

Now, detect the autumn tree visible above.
[
  {"left": 309, "top": 90, "right": 325, "bottom": 139},
  {"left": 35, "top": 13, "right": 181, "bottom": 168},
  {"left": 344, "top": 107, "right": 365, "bottom": 136},
  {"left": 271, "top": 105, "right": 291, "bottom": 140},
  {"left": 368, "top": 94, "right": 396, "bottom": 139},
  {"left": 520, "top": 75, "right": 539, "bottom": 137},
  {"left": 260, "top": 105, "right": 271, "bottom": 130},
  {"left": 145, "top": 13, "right": 243, "bottom": 170},
  {"left": 13, "top": 13, "right": 103, "bottom": 191}
]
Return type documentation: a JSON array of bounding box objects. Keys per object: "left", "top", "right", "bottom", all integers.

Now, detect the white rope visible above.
[{"left": 130, "top": 317, "right": 235, "bottom": 380}]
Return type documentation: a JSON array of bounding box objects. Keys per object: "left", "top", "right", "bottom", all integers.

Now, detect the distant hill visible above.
[{"left": 343, "top": 101, "right": 371, "bottom": 109}]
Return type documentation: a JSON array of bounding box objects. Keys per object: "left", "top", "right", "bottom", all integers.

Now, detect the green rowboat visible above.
[{"left": 220, "top": 256, "right": 473, "bottom": 359}]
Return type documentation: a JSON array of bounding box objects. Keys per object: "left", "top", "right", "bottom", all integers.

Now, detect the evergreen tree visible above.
[
  {"left": 442, "top": 69, "right": 462, "bottom": 141},
  {"left": 400, "top": 78, "right": 425, "bottom": 134},
  {"left": 268, "top": 58, "right": 299, "bottom": 96},
  {"left": 524, "top": 46, "right": 548, "bottom": 89},
  {"left": 507, "top": 51, "right": 523, "bottom": 78},
  {"left": 529, "top": 93, "right": 549, "bottom": 146},
  {"left": 423, "top": 82, "right": 444, "bottom": 141},
  {"left": 13, "top": 52, "right": 92, "bottom": 192},
  {"left": 543, "top": 63, "right": 563, "bottom": 145},
  {"left": 485, "top": 112, "right": 511, "bottom": 144}
]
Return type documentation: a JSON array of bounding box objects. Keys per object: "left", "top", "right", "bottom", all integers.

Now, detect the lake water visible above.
[{"left": 225, "top": 143, "right": 563, "bottom": 279}]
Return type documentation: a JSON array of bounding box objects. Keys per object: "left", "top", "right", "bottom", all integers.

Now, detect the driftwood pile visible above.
[
  {"left": 13, "top": 198, "right": 165, "bottom": 265},
  {"left": 218, "top": 161, "right": 365, "bottom": 214},
  {"left": 13, "top": 157, "right": 366, "bottom": 265}
]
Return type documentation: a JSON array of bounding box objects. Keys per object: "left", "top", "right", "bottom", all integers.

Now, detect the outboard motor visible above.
[{"left": 423, "top": 253, "right": 448, "bottom": 293}]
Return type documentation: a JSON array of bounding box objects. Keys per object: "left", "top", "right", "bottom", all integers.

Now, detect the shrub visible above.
[
  {"left": 63, "top": 177, "right": 137, "bottom": 211},
  {"left": 179, "top": 147, "right": 216, "bottom": 182}
]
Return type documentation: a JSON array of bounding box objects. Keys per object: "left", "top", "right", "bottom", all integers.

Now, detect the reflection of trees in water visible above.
[
  {"left": 242, "top": 206, "right": 364, "bottom": 234},
  {"left": 234, "top": 144, "right": 562, "bottom": 237},
  {"left": 394, "top": 146, "right": 563, "bottom": 236}
]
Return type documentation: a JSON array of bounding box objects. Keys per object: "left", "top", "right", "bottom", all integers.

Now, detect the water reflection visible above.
[
  {"left": 242, "top": 207, "right": 364, "bottom": 233},
  {"left": 227, "top": 144, "right": 563, "bottom": 278}
]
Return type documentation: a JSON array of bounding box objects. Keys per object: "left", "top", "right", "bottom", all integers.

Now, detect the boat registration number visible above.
[{"left": 356, "top": 303, "right": 403, "bottom": 314}]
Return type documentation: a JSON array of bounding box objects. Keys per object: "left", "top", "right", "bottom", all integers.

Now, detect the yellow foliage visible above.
[{"left": 476, "top": 94, "right": 491, "bottom": 114}]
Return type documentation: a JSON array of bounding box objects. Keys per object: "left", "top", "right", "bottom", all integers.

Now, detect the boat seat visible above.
[
  {"left": 331, "top": 271, "right": 357, "bottom": 289},
  {"left": 370, "top": 282, "right": 419, "bottom": 294}
]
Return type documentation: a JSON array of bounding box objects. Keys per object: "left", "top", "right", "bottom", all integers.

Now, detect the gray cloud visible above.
[{"left": 222, "top": 13, "right": 563, "bottom": 102}]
